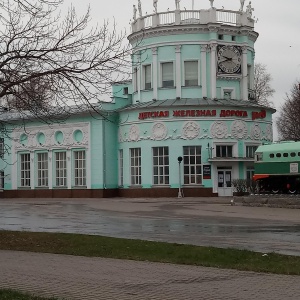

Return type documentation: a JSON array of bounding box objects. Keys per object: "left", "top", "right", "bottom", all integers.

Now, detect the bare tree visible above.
[
  {"left": 276, "top": 82, "right": 300, "bottom": 141},
  {"left": 0, "top": 0, "right": 131, "bottom": 124},
  {"left": 254, "top": 63, "right": 275, "bottom": 107}
]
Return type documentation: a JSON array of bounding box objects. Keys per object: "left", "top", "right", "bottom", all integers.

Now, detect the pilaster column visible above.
[
  {"left": 67, "top": 149, "right": 71, "bottom": 189},
  {"left": 137, "top": 52, "right": 141, "bottom": 102},
  {"left": 210, "top": 43, "right": 217, "bottom": 99},
  {"left": 48, "top": 151, "right": 52, "bottom": 189},
  {"left": 201, "top": 45, "right": 208, "bottom": 98},
  {"left": 30, "top": 151, "right": 34, "bottom": 189},
  {"left": 242, "top": 45, "right": 248, "bottom": 100},
  {"left": 152, "top": 47, "right": 158, "bottom": 100},
  {"left": 175, "top": 45, "right": 182, "bottom": 98}
]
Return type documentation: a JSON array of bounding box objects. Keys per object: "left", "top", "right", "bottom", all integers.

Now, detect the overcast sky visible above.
[{"left": 71, "top": 0, "right": 300, "bottom": 139}]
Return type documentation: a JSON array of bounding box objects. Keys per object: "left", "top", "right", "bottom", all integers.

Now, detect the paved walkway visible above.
[{"left": 1, "top": 250, "right": 300, "bottom": 300}]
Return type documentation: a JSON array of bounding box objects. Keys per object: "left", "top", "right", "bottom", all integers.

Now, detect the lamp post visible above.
[{"left": 178, "top": 156, "right": 183, "bottom": 198}]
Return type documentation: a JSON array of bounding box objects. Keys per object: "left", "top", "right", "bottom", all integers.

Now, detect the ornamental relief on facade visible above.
[
  {"left": 152, "top": 122, "right": 168, "bottom": 141},
  {"left": 265, "top": 124, "right": 273, "bottom": 141},
  {"left": 250, "top": 123, "right": 261, "bottom": 140},
  {"left": 210, "top": 121, "right": 228, "bottom": 139},
  {"left": 129, "top": 124, "right": 140, "bottom": 142},
  {"left": 181, "top": 121, "right": 200, "bottom": 140},
  {"left": 13, "top": 123, "right": 89, "bottom": 151},
  {"left": 231, "top": 120, "right": 248, "bottom": 140}
]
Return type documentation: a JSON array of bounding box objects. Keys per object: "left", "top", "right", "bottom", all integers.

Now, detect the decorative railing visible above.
[
  {"left": 180, "top": 10, "right": 201, "bottom": 24},
  {"left": 131, "top": 9, "right": 254, "bottom": 33}
]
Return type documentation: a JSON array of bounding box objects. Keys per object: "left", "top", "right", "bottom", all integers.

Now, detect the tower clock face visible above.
[{"left": 217, "top": 45, "right": 242, "bottom": 74}]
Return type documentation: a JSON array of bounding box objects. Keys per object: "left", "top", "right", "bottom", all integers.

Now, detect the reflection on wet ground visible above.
[{"left": 1, "top": 200, "right": 300, "bottom": 256}]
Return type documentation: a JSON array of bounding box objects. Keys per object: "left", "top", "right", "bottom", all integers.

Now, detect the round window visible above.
[
  {"left": 55, "top": 131, "right": 64, "bottom": 144},
  {"left": 73, "top": 129, "right": 83, "bottom": 143},
  {"left": 37, "top": 132, "right": 46, "bottom": 145},
  {"left": 20, "top": 134, "right": 28, "bottom": 146}
]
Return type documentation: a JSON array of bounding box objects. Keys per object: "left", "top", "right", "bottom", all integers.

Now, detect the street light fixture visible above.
[{"left": 177, "top": 156, "right": 183, "bottom": 198}]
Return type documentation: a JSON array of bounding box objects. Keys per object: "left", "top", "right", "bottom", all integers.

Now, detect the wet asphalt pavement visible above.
[{"left": 1, "top": 197, "right": 300, "bottom": 256}]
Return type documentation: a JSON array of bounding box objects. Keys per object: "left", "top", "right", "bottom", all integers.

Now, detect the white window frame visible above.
[
  {"left": 184, "top": 60, "right": 199, "bottom": 87},
  {"left": 215, "top": 145, "right": 233, "bottom": 158},
  {"left": 160, "top": 61, "right": 174, "bottom": 88},
  {"left": 183, "top": 146, "right": 202, "bottom": 185},
  {"left": 55, "top": 151, "right": 67, "bottom": 187},
  {"left": 74, "top": 150, "right": 86, "bottom": 187},
  {"left": 133, "top": 67, "right": 138, "bottom": 92},
  {"left": 37, "top": 152, "right": 48, "bottom": 187},
  {"left": 130, "top": 148, "right": 141, "bottom": 185},
  {"left": 152, "top": 147, "right": 169, "bottom": 185},
  {"left": 245, "top": 145, "right": 259, "bottom": 158},
  {"left": 221, "top": 87, "right": 236, "bottom": 100},
  {"left": 119, "top": 149, "right": 124, "bottom": 186},
  {"left": 20, "top": 153, "right": 31, "bottom": 187},
  {"left": 143, "top": 64, "right": 152, "bottom": 90},
  {"left": 246, "top": 165, "right": 255, "bottom": 181}
]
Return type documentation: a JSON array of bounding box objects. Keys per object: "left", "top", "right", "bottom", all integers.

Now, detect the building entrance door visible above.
[{"left": 217, "top": 169, "right": 233, "bottom": 196}]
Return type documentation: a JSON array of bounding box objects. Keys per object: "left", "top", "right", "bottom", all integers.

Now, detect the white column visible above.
[
  {"left": 48, "top": 150, "right": 53, "bottom": 189},
  {"left": 175, "top": 45, "right": 182, "bottom": 99},
  {"left": 137, "top": 53, "right": 141, "bottom": 102},
  {"left": 152, "top": 47, "right": 158, "bottom": 100},
  {"left": 242, "top": 45, "right": 248, "bottom": 100},
  {"left": 201, "top": 45, "right": 208, "bottom": 98},
  {"left": 210, "top": 43, "right": 217, "bottom": 99},
  {"left": 30, "top": 151, "right": 34, "bottom": 189},
  {"left": 67, "top": 149, "right": 72, "bottom": 189}
]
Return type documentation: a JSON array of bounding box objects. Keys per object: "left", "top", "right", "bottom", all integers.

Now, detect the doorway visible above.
[{"left": 217, "top": 169, "right": 232, "bottom": 196}]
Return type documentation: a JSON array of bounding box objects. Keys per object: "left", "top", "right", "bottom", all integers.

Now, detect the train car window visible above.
[
  {"left": 269, "top": 154, "right": 274, "bottom": 158},
  {"left": 276, "top": 153, "right": 281, "bottom": 158},
  {"left": 283, "top": 153, "right": 288, "bottom": 157},
  {"left": 291, "top": 152, "right": 296, "bottom": 157},
  {"left": 298, "top": 152, "right": 300, "bottom": 156}
]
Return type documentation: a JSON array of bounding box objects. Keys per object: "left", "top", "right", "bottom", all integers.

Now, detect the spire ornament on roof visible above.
[
  {"left": 153, "top": 0, "right": 158, "bottom": 13},
  {"left": 133, "top": 5, "right": 137, "bottom": 21},
  {"left": 138, "top": 0, "right": 142, "bottom": 17},
  {"left": 209, "top": 0, "right": 214, "bottom": 9},
  {"left": 175, "top": 0, "right": 181, "bottom": 10},
  {"left": 239, "top": 0, "right": 245, "bottom": 11},
  {"left": 246, "top": 1, "right": 254, "bottom": 18}
]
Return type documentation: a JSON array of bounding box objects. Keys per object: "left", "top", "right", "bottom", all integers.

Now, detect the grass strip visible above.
[
  {"left": 0, "top": 289, "right": 61, "bottom": 300},
  {"left": 1, "top": 230, "right": 300, "bottom": 275}
]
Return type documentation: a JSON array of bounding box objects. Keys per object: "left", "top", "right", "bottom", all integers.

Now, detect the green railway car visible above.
[{"left": 254, "top": 141, "right": 300, "bottom": 193}]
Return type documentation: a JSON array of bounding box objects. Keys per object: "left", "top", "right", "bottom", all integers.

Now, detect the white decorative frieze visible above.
[
  {"left": 182, "top": 121, "right": 200, "bottom": 140},
  {"left": 210, "top": 121, "right": 228, "bottom": 139},
  {"left": 250, "top": 124, "right": 262, "bottom": 140},
  {"left": 152, "top": 122, "right": 168, "bottom": 141},
  {"left": 13, "top": 123, "right": 89, "bottom": 151},
  {"left": 231, "top": 120, "right": 248, "bottom": 140}
]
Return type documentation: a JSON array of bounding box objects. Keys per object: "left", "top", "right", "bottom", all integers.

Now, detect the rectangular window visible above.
[
  {"left": 246, "top": 146, "right": 258, "bottom": 158},
  {"left": 161, "top": 62, "right": 174, "bottom": 87},
  {"left": 20, "top": 153, "right": 30, "bottom": 187},
  {"left": 0, "top": 171, "right": 4, "bottom": 189},
  {"left": 74, "top": 150, "right": 86, "bottom": 186},
  {"left": 134, "top": 67, "right": 138, "bottom": 92},
  {"left": 0, "top": 138, "right": 4, "bottom": 158},
  {"left": 216, "top": 145, "right": 233, "bottom": 158},
  {"left": 144, "top": 64, "right": 152, "bottom": 90},
  {"left": 130, "top": 148, "right": 141, "bottom": 185},
  {"left": 184, "top": 61, "right": 198, "bottom": 86},
  {"left": 55, "top": 152, "right": 67, "bottom": 187},
  {"left": 153, "top": 147, "right": 169, "bottom": 185},
  {"left": 119, "top": 149, "right": 124, "bottom": 186},
  {"left": 246, "top": 166, "right": 255, "bottom": 181},
  {"left": 37, "top": 152, "right": 48, "bottom": 187},
  {"left": 183, "top": 146, "right": 202, "bottom": 184}
]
